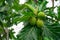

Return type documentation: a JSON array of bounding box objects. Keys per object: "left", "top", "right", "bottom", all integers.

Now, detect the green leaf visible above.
[
  {"left": 9, "top": 29, "right": 15, "bottom": 39},
  {"left": 0, "top": 6, "right": 10, "bottom": 12},
  {"left": 12, "top": 0, "right": 20, "bottom": 11},
  {"left": 38, "top": 0, "right": 48, "bottom": 11},
  {"left": 17, "top": 24, "right": 42, "bottom": 40},
  {"left": 6, "top": 0, "right": 14, "bottom": 6},
  {"left": 12, "top": 10, "right": 34, "bottom": 24},
  {"left": 57, "top": 6, "right": 60, "bottom": 20},
  {"left": 13, "top": 15, "right": 30, "bottom": 25},
  {"left": 0, "top": 0, "right": 5, "bottom": 6},
  {"left": 43, "top": 21, "right": 60, "bottom": 40},
  {"left": 44, "top": 37, "right": 53, "bottom": 40},
  {"left": 0, "top": 26, "right": 4, "bottom": 34},
  {"left": 24, "top": 3, "right": 35, "bottom": 13}
]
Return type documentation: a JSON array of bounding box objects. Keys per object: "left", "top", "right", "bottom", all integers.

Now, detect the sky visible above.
[{"left": 11, "top": 0, "right": 60, "bottom": 37}]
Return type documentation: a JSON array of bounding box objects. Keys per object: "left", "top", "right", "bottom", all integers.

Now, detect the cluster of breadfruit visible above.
[
  {"left": 29, "top": 12, "right": 45, "bottom": 28},
  {"left": 25, "top": 3, "right": 46, "bottom": 28}
]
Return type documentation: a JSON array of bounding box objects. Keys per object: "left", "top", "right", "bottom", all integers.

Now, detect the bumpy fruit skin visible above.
[
  {"left": 37, "top": 19, "right": 44, "bottom": 27},
  {"left": 29, "top": 17, "right": 36, "bottom": 25},
  {"left": 38, "top": 12, "right": 45, "bottom": 18}
]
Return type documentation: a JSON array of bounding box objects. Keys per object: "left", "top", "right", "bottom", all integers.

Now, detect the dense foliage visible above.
[{"left": 0, "top": 0, "right": 60, "bottom": 40}]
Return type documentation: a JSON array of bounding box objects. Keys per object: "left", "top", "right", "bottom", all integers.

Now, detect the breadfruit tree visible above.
[{"left": 0, "top": 0, "right": 60, "bottom": 40}]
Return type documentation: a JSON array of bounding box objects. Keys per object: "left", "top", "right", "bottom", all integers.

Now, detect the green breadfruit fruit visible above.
[
  {"left": 37, "top": 19, "right": 44, "bottom": 28},
  {"left": 38, "top": 12, "right": 45, "bottom": 18},
  {"left": 29, "top": 17, "right": 36, "bottom": 25}
]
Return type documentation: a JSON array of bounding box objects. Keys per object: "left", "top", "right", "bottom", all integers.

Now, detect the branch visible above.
[
  {"left": 4, "top": 27, "right": 9, "bottom": 40},
  {"left": 51, "top": 0, "right": 54, "bottom": 11},
  {"left": 51, "top": 0, "right": 54, "bottom": 7}
]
